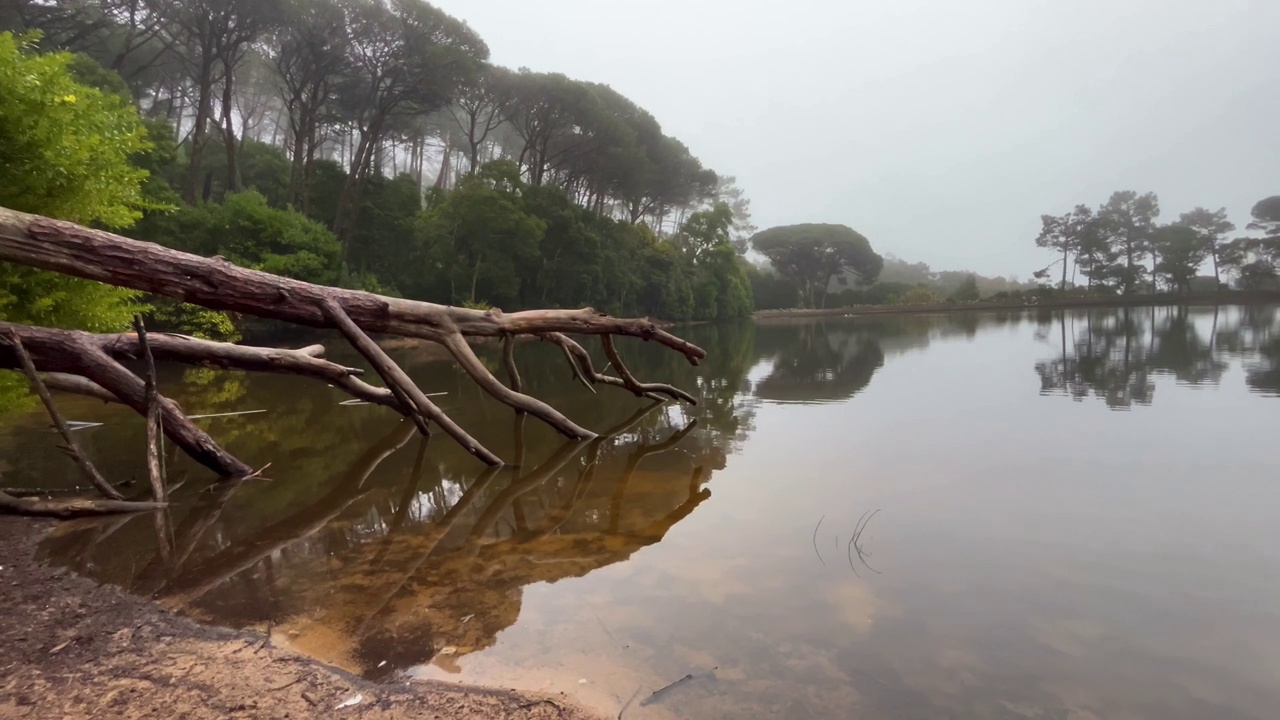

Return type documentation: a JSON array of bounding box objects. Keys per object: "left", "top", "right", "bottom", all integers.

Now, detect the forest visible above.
[
  {"left": 5, "top": 0, "right": 1277, "bottom": 346},
  {"left": 1, "top": 0, "right": 761, "bottom": 344},
  {"left": 1033, "top": 191, "right": 1280, "bottom": 294}
]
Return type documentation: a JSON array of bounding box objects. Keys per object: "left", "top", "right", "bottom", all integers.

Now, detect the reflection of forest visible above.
[
  {"left": 26, "top": 307, "right": 1276, "bottom": 681},
  {"left": 31, "top": 324, "right": 762, "bottom": 680},
  {"left": 39, "top": 403, "right": 718, "bottom": 679},
  {"left": 1035, "top": 306, "right": 1280, "bottom": 408}
]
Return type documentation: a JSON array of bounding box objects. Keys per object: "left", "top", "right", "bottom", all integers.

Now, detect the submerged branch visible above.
[{"left": 0, "top": 489, "right": 164, "bottom": 518}]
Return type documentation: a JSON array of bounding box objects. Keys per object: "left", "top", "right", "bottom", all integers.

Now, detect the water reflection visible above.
[
  {"left": 6, "top": 305, "right": 1280, "bottom": 720},
  {"left": 1036, "top": 305, "right": 1280, "bottom": 407}
]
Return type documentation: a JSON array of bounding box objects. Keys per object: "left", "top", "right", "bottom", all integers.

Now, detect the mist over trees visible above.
[
  {"left": 1033, "top": 191, "right": 1280, "bottom": 294},
  {"left": 1, "top": 0, "right": 761, "bottom": 333}
]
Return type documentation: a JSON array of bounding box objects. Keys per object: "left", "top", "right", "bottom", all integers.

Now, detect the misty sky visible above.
[{"left": 431, "top": 0, "right": 1278, "bottom": 279}]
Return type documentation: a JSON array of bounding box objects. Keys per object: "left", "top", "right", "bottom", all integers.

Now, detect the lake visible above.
[{"left": 4, "top": 304, "right": 1280, "bottom": 719}]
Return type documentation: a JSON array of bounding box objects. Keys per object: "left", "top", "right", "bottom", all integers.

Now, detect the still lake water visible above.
[{"left": 4, "top": 305, "right": 1280, "bottom": 719}]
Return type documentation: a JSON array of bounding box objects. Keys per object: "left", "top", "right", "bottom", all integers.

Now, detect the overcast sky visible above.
[{"left": 431, "top": 0, "right": 1278, "bottom": 278}]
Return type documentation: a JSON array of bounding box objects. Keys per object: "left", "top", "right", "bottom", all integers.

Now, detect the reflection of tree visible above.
[
  {"left": 753, "top": 321, "right": 885, "bottom": 404},
  {"left": 37, "top": 396, "right": 718, "bottom": 680},
  {"left": 1214, "top": 306, "right": 1280, "bottom": 396},
  {"left": 1036, "top": 306, "right": 1279, "bottom": 407}
]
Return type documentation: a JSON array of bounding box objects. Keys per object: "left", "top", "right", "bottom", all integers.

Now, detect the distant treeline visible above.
[
  {"left": 748, "top": 254, "right": 1034, "bottom": 311},
  {"left": 1033, "top": 191, "right": 1280, "bottom": 294}
]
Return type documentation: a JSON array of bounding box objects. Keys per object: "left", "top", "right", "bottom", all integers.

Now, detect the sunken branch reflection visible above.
[{"left": 37, "top": 398, "right": 718, "bottom": 680}]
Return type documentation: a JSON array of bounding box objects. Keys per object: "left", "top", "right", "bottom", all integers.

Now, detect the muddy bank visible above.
[{"left": 0, "top": 517, "right": 602, "bottom": 720}]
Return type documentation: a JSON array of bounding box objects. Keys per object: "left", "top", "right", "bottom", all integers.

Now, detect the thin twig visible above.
[
  {"left": 812, "top": 514, "right": 826, "bottom": 566},
  {"left": 187, "top": 409, "right": 268, "bottom": 419},
  {"left": 849, "top": 509, "right": 882, "bottom": 575},
  {"left": 618, "top": 687, "right": 641, "bottom": 720},
  {"left": 268, "top": 672, "right": 310, "bottom": 691},
  {"left": 5, "top": 331, "right": 123, "bottom": 500},
  {"left": 254, "top": 620, "right": 273, "bottom": 653},
  {"left": 517, "top": 698, "right": 563, "bottom": 712}
]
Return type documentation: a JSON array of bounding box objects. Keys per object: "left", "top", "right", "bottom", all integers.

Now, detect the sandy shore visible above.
[{"left": 0, "top": 517, "right": 603, "bottom": 720}]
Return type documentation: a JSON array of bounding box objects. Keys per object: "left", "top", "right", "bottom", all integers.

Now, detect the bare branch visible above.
[
  {"left": 133, "top": 315, "right": 167, "bottom": 503},
  {"left": 319, "top": 298, "right": 501, "bottom": 466},
  {"left": 4, "top": 331, "right": 123, "bottom": 500}
]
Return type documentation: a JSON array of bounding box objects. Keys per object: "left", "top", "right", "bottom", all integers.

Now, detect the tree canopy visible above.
[
  {"left": 1, "top": 0, "right": 760, "bottom": 336},
  {"left": 1031, "top": 190, "right": 1279, "bottom": 293},
  {"left": 750, "top": 224, "right": 883, "bottom": 308}
]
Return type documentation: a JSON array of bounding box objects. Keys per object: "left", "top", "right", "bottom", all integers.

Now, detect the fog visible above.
[{"left": 431, "top": 0, "right": 1279, "bottom": 278}]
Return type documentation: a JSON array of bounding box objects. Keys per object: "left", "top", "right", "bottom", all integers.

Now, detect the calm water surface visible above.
[{"left": 4, "top": 305, "right": 1280, "bottom": 719}]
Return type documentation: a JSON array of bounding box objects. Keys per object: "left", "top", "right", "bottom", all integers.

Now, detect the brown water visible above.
[{"left": 4, "top": 305, "right": 1280, "bottom": 719}]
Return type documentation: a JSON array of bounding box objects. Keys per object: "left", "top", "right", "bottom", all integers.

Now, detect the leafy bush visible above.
[
  {"left": 0, "top": 32, "right": 155, "bottom": 407},
  {"left": 137, "top": 189, "right": 343, "bottom": 286}
]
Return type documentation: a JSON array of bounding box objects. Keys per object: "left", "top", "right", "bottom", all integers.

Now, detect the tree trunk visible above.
[
  {"left": 0, "top": 206, "right": 706, "bottom": 462},
  {"left": 287, "top": 110, "right": 307, "bottom": 208},
  {"left": 184, "top": 64, "right": 216, "bottom": 205},
  {"left": 435, "top": 130, "right": 453, "bottom": 190},
  {"left": 334, "top": 116, "right": 385, "bottom": 255},
  {"left": 221, "top": 57, "right": 242, "bottom": 193}
]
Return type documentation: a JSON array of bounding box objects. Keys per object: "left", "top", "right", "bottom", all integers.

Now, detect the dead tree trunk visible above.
[{"left": 0, "top": 206, "right": 706, "bottom": 467}]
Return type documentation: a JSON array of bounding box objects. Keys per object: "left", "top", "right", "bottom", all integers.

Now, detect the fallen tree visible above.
[
  {"left": 2, "top": 321, "right": 175, "bottom": 517},
  {"left": 0, "top": 205, "right": 707, "bottom": 475}
]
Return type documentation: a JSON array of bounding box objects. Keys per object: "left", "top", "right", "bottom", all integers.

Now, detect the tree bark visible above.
[{"left": 0, "top": 211, "right": 708, "bottom": 345}]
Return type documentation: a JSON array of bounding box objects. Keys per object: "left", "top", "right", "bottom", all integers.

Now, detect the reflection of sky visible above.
[{"left": 434, "top": 310, "right": 1280, "bottom": 719}]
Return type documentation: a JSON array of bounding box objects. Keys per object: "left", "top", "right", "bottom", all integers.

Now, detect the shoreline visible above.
[
  {"left": 751, "top": 290, "right": 1280, "bottom": 321},
  {"left": 0, "top": 516, "right": 603, "bottom": 720}
]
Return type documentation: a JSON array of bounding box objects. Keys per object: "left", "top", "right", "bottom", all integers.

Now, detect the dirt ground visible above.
[{"left": 0, "top": 517, "right": 604, "bottom": 720}]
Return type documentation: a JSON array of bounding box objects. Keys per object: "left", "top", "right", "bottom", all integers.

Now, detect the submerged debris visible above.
[
  {"left": 335, "top": 693, "right": 363, "bottom": 709},
  {"left": 639, "top": 666, "right": 718, "bottom": 707}
]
